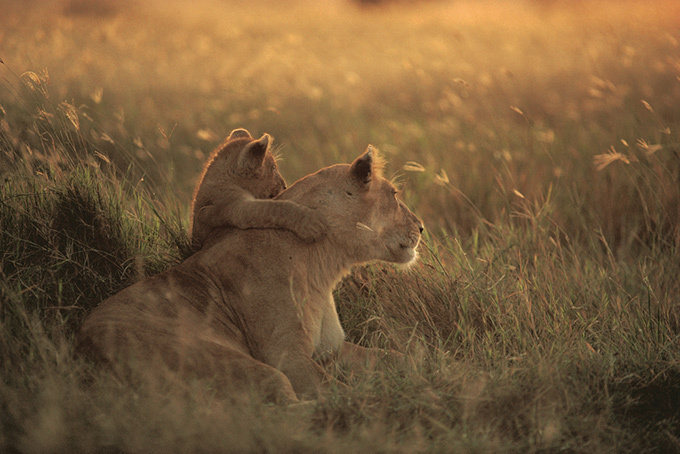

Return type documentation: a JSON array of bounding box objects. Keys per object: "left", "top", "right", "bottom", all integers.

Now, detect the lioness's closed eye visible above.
[{"left": 190, "top": 128, "right": 327, "bottom": 249}]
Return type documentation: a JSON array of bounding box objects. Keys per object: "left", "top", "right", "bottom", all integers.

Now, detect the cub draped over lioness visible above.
[
  {"left": 78, "top": 146, "right": 423, "bottom": 402},
  {"left": 190, "top": 128, "right": 326, "bottom": 249}
]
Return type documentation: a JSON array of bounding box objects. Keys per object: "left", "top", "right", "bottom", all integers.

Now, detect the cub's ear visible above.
[
  {"left": 238, "top": 133, "right": 270, "bottom": 174},
  {"left": 349, "top": 145, "right": 374, "bottom": 188},
  {"left": 228, "top": 128, "right": 252, "bottom": 140}
]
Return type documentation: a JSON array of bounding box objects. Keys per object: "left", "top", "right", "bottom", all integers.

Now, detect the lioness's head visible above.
[
  {"left": 211, "top": 128, "right": 286, "bottom": 199},
  {"left": 281, "top": 146, "right": 423, "bottom": 265}
]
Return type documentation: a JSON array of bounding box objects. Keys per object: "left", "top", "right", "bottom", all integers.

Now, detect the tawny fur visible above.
[
  {"left": 190, "top": 128, "right": 326, "bottom": 249},
  {"left": 78, "top": 146, "right": 423, "bottom": 402}
]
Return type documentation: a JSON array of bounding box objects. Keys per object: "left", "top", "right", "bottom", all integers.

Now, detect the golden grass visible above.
[{"left": 2, "top": 0, "right": 680, "bottom": 451}]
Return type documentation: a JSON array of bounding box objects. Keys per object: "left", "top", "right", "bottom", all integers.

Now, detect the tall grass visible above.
[{"left": 1, "top": 0, "right": 680, "bottom": 451}]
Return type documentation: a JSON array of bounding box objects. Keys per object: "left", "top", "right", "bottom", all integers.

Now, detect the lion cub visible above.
[{"left": 190, "top": 128, "right": 326, "bottom": 249}]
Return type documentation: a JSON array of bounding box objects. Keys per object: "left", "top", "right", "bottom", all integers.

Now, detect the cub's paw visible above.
[
  {"left": 292, "top": 208, "right": 328, "bottom": 243},
  {"left": 196, "top": 204, "right": 219, "bottom": 225},
  {"left": 192, "top": 205, "right": 222, "bottom": 249}
]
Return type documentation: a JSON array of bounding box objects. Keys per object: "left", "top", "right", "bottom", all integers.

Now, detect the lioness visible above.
[
  {"left": 78, "top": 146, "right": 423, "bottom": 402},
  {"left": 190, "top": 128, "right": 326, "bottom": 249}
]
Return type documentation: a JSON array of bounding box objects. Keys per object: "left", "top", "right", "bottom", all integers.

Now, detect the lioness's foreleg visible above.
[
  {"left": 249, "top": 323, "right": 331, "bottom": 400},
  {"left": 197, "top": 343, "right": 299, "bottom": 404},
  {"left": 259, "top": 347, "right": 330, "bottom": 401},
  {"left": 337, "top": 341, "right": 405, "bottom": 371}
]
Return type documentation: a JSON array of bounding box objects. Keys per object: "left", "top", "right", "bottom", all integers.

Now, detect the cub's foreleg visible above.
[{"left": 198, "top": 198, "right": 327, "bottom": 243}]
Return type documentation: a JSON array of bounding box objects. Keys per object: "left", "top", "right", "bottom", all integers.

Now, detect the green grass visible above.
[{"left": 2, "top": 0, "right": 680, "bottom": 451}]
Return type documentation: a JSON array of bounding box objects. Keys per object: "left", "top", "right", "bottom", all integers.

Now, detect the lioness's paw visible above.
[
  {"left": 292, "top": 209, "right": 328, "bottom": 243},
  {"left": 385, "top": 349, "right": 408, "bottom": 369}
]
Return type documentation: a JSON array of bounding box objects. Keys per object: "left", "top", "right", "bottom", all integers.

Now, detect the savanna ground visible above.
[{"left": 1, "top": 0, "right": 680, "bottom": 451}]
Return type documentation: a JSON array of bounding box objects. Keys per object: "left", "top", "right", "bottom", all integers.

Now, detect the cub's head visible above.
[
  {"left": 282, "top": 146, "right": 423, "bottom": 266},
  {"left": 210, "top": 128, "right": 286, "bottom": 199}
]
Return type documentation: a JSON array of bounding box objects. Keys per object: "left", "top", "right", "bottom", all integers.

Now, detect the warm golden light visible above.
[{"left": 1, "top": 2, "right": 680, "bottom": 450}]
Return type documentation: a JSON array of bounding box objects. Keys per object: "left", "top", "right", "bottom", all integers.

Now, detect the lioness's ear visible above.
[
  {"left": 238, "top": 134, "right": 270, "bottom": 173},
  {"left": 350, "top": 145, "right": 374, "bottom": 188},
  {"left": 228, "top": 128, "right": 252, "bottom": 140}
]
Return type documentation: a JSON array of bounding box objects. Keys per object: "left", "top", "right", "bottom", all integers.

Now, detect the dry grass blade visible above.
[
  {"left": 403, "top": 161, "right": 425, "bottom": 172},
  {"left": 594, "top": 146, "right": 632, "bottom": 171},
  {"left": 59, "top": 102, "right": 80, "bottom": 132}
]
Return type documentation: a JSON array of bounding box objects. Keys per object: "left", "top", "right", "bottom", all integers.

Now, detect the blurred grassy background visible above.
[
  {"left": 2, "top": 0, "right": 680, "bottom": 451},
  {"left": 3, "top": 0, "right": 678, "bottom": 245}
]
